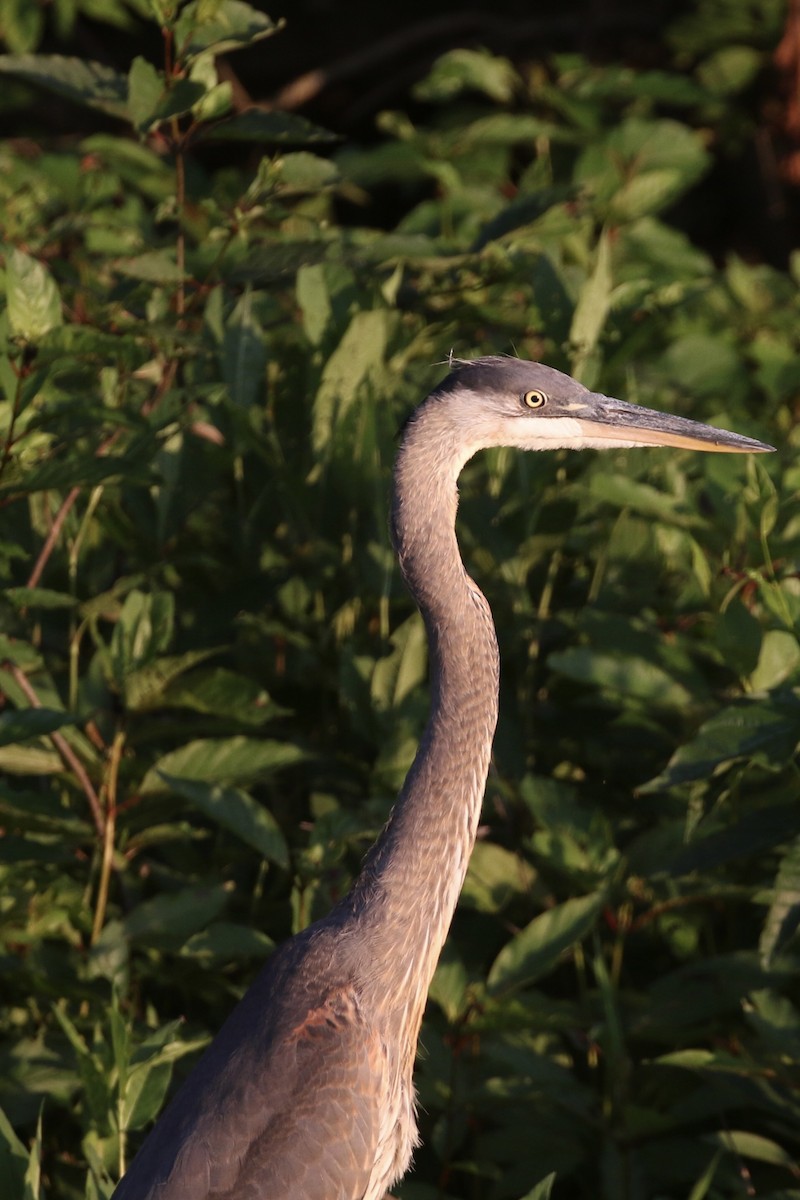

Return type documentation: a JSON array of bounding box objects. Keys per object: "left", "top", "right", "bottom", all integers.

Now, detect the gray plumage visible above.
[{"left": 113, "top": 357, "right": 771, "bottom": 1200}]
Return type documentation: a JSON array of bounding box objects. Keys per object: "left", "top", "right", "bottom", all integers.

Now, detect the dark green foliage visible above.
[{"left": 1, "top": 2, "right": 799, "bottom": 1198}]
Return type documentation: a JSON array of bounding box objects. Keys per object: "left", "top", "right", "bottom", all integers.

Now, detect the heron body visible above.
[{"left": 113, "top": 358, "right": 770, "bottom": 1200}]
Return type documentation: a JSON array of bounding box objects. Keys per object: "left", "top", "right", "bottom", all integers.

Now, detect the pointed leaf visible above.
[
  {"left": 0, "top": 54, "right": 129, "bottom": 118},
  {"left": 642, "top": 695, "right": 800, "bottom": 792},
  {"left": 159, "top": 774, "right": 289, "bottom": 866},
  {"left": 312, "top": 310, "right": 394, "bottom": 453},
  {"left": 200, "top": 110, "right": 337, "bottom": 144},
  {"left": 3, "top": 587, "right": 78, "bottom": 610},
  {"left": 158, "top": 667, "right": 288, "bottom": 724},
  {"left": 222, "top": 288, "right": 267, "bottom": 408},
  {"left": 127, "top": 56, "right": 162, "bottom": 132},
  {"left": 759, "top": 835, "right": 800, "bottom": 967},
  {"left": 0, "top": 709, "right": 77, "bottom": 746},
  {"left": 488, "top": 892, "right": 605, "bottom": 993},
  {"left": 6, "top": 248, "right": 63, "bottom": 341},
  {"left": 0, "top": 1104, "right": 27, "bottom": 1195},
  {"left": 518, "top": 1173, "right": 557, "bottom": 1200},
  {"left": 569, "top": 229, "right": 612, "bottom": 381},
  {"left": 124, "top": 649, "right": 219, "bottom": 711},
  {"left": 123, "top": 883, "right": 231, "bottom": 948},
  {"left": 174, "top": 0, "right": 280, "bottom": 61},
  {"left": 139, "top": 736, "right": 306, "bottom": 793}
]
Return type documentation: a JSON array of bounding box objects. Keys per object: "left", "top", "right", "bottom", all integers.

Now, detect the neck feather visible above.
[{"left": 351, "top": 400, "right": 500, "bottom": 1023}]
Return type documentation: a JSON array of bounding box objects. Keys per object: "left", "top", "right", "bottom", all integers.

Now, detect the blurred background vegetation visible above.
[{"left": 1, "top": 1, "right": 800, "bottom": 1197}]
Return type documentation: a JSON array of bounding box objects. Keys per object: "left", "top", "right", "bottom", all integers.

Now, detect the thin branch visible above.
[
  {"left": 268, "top": 11, "right": 658, "bottom": 111},
  {"left": 91, "top": 728, "right": 125, "bottom": 945},
  {"left": 6, "top": 661, "right": 104, "bottom": 839},
  {"left": 27, "top": 485, "right": 80, "bottom": 590},
  {"left": 26, "top": 428, "right": 121, "bottom": 591}
]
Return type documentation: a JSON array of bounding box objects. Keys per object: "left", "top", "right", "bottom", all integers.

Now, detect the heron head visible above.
[{"left": 432, "top": 356, "right": 774, "bottom": 456}]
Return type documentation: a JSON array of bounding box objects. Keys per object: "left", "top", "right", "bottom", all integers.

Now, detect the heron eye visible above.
[{"left": 522, "top": 389, "right": 548, "bottom": 409}]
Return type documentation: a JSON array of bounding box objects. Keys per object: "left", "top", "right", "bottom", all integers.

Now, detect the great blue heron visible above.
[{"left": 113, "top": 357, "right": 772, "bottom": 1200}]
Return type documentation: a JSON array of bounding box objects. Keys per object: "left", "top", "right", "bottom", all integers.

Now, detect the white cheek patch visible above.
[
  {"left": 499, "top": 416, "right": 666, "bottom": 452},
  {"left": 499, "top": 415, "right": 589, "bottom": 449}
]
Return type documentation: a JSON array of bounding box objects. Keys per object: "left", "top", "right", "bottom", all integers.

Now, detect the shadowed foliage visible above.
[{"left": 1, "top": 2, "right": 799, "bottom": 1198}]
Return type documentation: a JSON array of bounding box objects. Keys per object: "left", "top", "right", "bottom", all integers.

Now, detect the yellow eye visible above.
[{"left": 522, "top": 389, "right": 548, "bottom": 409}]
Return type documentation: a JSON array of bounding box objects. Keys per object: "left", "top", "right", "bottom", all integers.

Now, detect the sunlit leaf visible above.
[
  {"left": 174, "top": 0, "right": 280, "bottom": 60},
  {"left": 488, "top": 892, "right": 605, "bottom": 993},
  {"left": 139, "top": 737, "right": 306, "bottom": 792},
  {"left": 5, "top": 248, "right": 63, "bottom": 341}
]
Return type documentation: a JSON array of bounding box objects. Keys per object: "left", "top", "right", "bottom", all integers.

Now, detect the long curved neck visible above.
[{"left": 351, "top": 400, "right": 500, "bottom": 1020}]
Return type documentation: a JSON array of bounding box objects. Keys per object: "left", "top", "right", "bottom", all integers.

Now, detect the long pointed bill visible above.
[{"left": 577, "top": 395, "right": 774, "bottom": 454}]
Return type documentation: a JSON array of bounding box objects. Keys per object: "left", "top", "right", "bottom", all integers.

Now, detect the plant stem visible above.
[
  {"left": 5, "top": 661, "right": 105, "bottom": 838},
  {"left": 27, "top": 486, "right": 80, "bottom": 589},
  {"left": 92, "top": 729, "right": 126, "bottom": 945}
]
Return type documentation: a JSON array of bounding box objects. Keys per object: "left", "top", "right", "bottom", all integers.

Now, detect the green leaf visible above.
[
  {"left": 0, "top": 745, "right": 62, "bottom": 774},
  {"left": 569, "top": 228, "right": 612, "bottom": 382},
  {"left": 159, "top": 774, "right": 289, "bottom": 865},
  {"left": 199, "top": 110, "right": 337, "bottom": 144},
  {"left": 759, "top": 836, "right": 800, "bottom": 967},
  {"left": 0, "top": 54, "right": 129, "bottom": 118},
  {"left": 122, "top": 1059, "right": 173, "bottom": 1132},
  {"left": 488, "top": 892, "right": 605, "bottom": 993},
  {"left": 0, "top": 788, "right": 91, "bottom": 836},
  {"left": 642, "top": 695, "right": 800, "bottom": 792},
  {"left": 698, "top": 45, "right": 761, "bottom": 96},
  {"left": 750, "top": 630, "right": 800, "bottom": 691},
  {"left": 222, "top": 288, "right": 267, "bottom": 408},
  {"left": 127, "top": 56, "right": 162, "bottom": 132},
  {"left": 0, "top": 450, "right": 157, "bottom": 499},
  {"left": 0, "top": 1104, "right": 27, "bottom": 1196},
  {"left": 3, "top": 587, "right": 77, "bottom": 610},
  {"left": 122, "top": 1022, "right": 206, "bottom": 1131},
  {"left": 147, "top": 78, "right": 207, "bottom": 126},
  {"left": 296, "top": 263, "right": 331, "bottom": 346},
  {"left": 576, "top": 118, "right": 710, "bottom": 220},
  {"left": 123, "top": 883, "right": 232, "bottom": 948},
  {"left": 123, "top": 649, "right": 219, "bottom": 711},
  {"left": 180, "top": 921, "right": 274, "bottom": 965},
  {"left": 687, "top": 1152, "right": 722, "bottom": 1200},
  {"left": 279, "top": 152, "right": 340, "bottom": 191},
  {"left": 140, "top": 736, "right": 306, "bottom": 793},
  {"left": 110, "top": 590, "right": 174, "bottom": 686},
  {"left": 0, "top": 0, "right": 43, "bottom": 53},
  {"left": 414, "top": 48, "right": 517, "bottom": 103},
  {"left": 704, "top": 1128, "right": 800, "bottom": 1170},
  {"left": 5, "top": 248, "right": 63, "bottom": 341},
  {"left": 716, "top": 599, "right": 762, "bottom": 678},
  {"left": 114, "top": 251, "right": 185, "bottom": 283},
  {"left": 158, "top": 667, "right": 288, "bottom": 724},
  {"left": 22, "top": 1108, "right": 41, "bottom": 1200},
  {"left": 370, "top": 615, "right": 427, "bottom": 712},
  {"left": 0, "top": 709, "right": 77, "bottom": 746},
  {"left": 548, "top": 646, "right": 694, "bottom": 709},
  {"left": 586, "top": 473, "right": 685, "bottom": 523},
  {"left": 665, "top": 803, "right": 800, "bottom": 876},
  {"left": 174, "top": 0, "right": 280, "bottom": 61},
  {"left": 312, "top": 310, "right": 394, "bottom": 454},
  {"left": 518, "top": 1173, "right": 558, "bottom": 1200},
  {"left": 461, "top": 842, "right": 538, "bottom": 914}
]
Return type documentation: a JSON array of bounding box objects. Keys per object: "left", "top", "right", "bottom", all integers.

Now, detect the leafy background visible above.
[{"left": 1, "top": 1, "right": 800, "bottom": 1197}]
